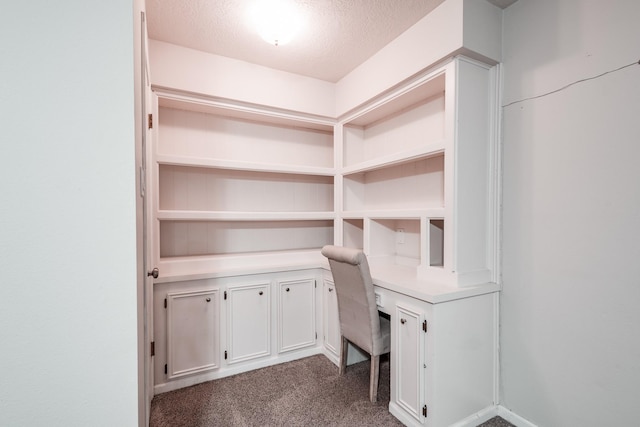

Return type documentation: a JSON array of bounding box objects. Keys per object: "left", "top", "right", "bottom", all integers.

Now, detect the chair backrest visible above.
[{"left": 321, "top": 245, "right": 382, "bottom": 355}]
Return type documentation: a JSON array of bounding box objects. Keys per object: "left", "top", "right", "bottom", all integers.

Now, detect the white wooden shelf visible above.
[
  {"left": 340, "top": 208, "right": 444, "bottom": 219},
  {"left": 157, "top": 154, "right": 335, "bottom": 177},
  {"left": 341, "top": 141, "right": 445, "bottom": 176},
  {"left": 157, "top": 210, "right": 336, "bottom": 221},
  {"left": 156, "top": 87, "right": 335, "bottom": 132},
  {"left": 341, "top": 70, "right": 446, "bottom": 127}
]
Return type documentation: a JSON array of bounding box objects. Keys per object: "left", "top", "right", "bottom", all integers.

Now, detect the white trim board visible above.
[{"left": 449, "top": 405, "right": 538, "bottom": 427}]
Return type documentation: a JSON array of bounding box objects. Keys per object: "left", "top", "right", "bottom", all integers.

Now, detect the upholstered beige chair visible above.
[{"left": 321, "top": 245, "right": 391, "bottom": 403}]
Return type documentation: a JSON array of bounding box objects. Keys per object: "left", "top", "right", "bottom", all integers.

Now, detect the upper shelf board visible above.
[
  {"left": 341, "top": 72, "right": 446, "bottom": 128},
  {"left": 156, "top": 89, "right": 335, "bottom": 133}
]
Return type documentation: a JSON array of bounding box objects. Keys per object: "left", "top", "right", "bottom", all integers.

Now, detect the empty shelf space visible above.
[
  {"left": 369, "top": 218, "right": 421, "bottom": 267},
  {"left": 159, "top": 165, "right": 334, "bottom": 213},
  {"left": 343, "top": 155, "right": 444, "bottom": 212},
  {"left": 343, "top": 218, "right": 364, "bottom": 250},
  {"left": 157, "top": 107, "right": 334, "bottom": 169},
  {"left": 160, "top": 220, "right": 334, "bottom": 257},
  {"left": 342, "top": 77, "right": 446, "bottom": 168}
]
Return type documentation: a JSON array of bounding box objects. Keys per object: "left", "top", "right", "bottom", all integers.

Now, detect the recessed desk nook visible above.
[{"left": 148, "top": 2, "right": 502, "bottom": 425}]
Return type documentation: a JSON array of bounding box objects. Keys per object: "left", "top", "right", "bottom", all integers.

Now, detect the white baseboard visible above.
[
  {"left": 154, "top": 347, "right": 323, "bottom": 395},
  {"left": 496, "top": 405, "right": 538, "bottom": 427},
  {"left": 450, "top": 405, "right": 499, "bottom": 427},
  {"left": 450, "top": 405, "right": 537, "bottom": 427}
]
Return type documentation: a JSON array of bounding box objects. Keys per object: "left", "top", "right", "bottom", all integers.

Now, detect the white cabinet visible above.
[
  {"left": 380, "top": 288, "right": 496, "bottom": 427},
  {"left": 322, "top": 278, "right": 340, "bottom": 360},
  {"left": 166, "top": 289, "right": 219, "bottom": 379},
  {"left": 338, "top": 57, "right": 498, "bottom": 287},
  {"left": 226, "top": 282, "right": 271, "bottom": 364},
  {"left": 277, "top": 278, "right": 316, "bottom": 353},
  {"left": 395, "top": 303, "right": 427, "bottom": 423}
]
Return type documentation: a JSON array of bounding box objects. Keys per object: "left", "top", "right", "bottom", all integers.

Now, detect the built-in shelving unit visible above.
[
  {"left": 336, "top": 58, "right": 496, "bottom": 287},
  {"left": 153, "top": 92, "right": 336, "bottom": 276},
  {"left": 149, "top": 56, "right": 500, "bottom": 421},
  {"left": 152, "top": 57, "right": 496, "bottom": 286}
]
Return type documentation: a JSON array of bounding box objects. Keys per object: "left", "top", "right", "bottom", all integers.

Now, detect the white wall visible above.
[
  {"left": 336, "top": 0, "right": 502, "bottom": 116},
  {"left": 149, "top": 40, "right": 336, "bottom": 118},
  {"left": 501, "top": 1, "right": 640, "bottom": 426},
  {"left": 0, "top": 1, "right": 139, "bottom": 426}
]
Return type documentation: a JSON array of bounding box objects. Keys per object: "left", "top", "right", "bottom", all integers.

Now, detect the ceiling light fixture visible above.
[{"left": 249, "top": 0, "right": 304, "bottom": 46}]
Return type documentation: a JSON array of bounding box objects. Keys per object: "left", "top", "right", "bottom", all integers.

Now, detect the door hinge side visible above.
[
  {"left": 150, "top": 341, "right": 155, "bottom": 357},
  {"left": 148, "top": 113, "right": 153, "bottom": 129},
  {"left": 224, "top": 291, "right": 227, "bottom": 300},
  {"left": 422, "top": 320, "right": 428, "bottom": 333},
  {"left": 164, "top": 298, "right": 167, "bottom": 309},
  {"left": 164, "top": 364, "right": 167, "bottom": 375},
  {"left": 224, "top": 350, "right": 228, "bottom": 360},
  {"left": 423, "top": 404, "right": 428, "bottom": 418}
]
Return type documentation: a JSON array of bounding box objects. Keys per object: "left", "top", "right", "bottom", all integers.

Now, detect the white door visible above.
[
  {"left": 166, "top": 290, "right": 220, "bottom": 378},
  {"left": 278, "top": 278, "right": 316, "bottom": 353},
  {"left": 226, "top": 283, "right": 271, "bottom": 363},
  {"left": 395, "top": 303, "right": 426, "bottom": 423},
  {"left": 323, "top": 279, "right": 340, "bottom": 358},
  {"left": 136, "top": 7, "right": 155, "bottom": 426}
]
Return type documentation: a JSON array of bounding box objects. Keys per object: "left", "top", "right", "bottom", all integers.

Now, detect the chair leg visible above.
[
  {"left": 339, "top": 336, "right": 348, "bottom": 375},
  {"left": 369, "top": 355, "right": 380, "bottom": 403}
]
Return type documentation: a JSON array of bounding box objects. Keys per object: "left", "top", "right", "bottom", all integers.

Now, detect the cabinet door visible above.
[
  {"left": 395, "top": 304, "right": 426, "bottom": 423},
  {"left": 227, "top": 283, "right": 271, "bottom": 364},
  {"left": 166, "top": 289, "right": 219, "bottom": 378},
  {"left": 278, "top": 279, "right": 316, "bottom": 353},
  {"left": 323, "top": 279, "right": 341, "bottom": 358}
]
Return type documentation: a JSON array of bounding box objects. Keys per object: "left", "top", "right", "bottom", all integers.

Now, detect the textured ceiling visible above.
[{"left": 147, "top": 0, "right": 516, "bottom": 83}]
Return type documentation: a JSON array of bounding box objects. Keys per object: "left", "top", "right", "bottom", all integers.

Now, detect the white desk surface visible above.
[
  {"left": 155, "top": 258, "right": 499, "bottom": 304},
  {"left": 369, "top": 263, "right": 500, "bottom": 304}
]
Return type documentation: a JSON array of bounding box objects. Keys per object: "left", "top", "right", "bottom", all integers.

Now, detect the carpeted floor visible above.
[{"left": 150, "top": 354, "right": 513, "bottom": 427}]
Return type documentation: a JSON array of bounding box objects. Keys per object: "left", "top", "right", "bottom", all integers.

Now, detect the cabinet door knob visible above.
[
  {"left": 147, "top": 267, "right": 159, "bottom": 279},
  {"left": 259, "top": 291, "right": 264, "bottom": 296},
  {"left": 328, "top": 288, "right": 333, "bottom": 292},
  {"left": 206, "top": 297, "right": 211, "bottom": 302},
  {"left": 286, "top": 287, "right": 290, "bottom": 292},
  {"left": 400, "top": 318, "right": 407, "bottom": 324}
]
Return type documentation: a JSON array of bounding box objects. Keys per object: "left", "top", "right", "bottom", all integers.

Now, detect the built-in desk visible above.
[{"left": 154, "top": 260, "right": 498, "bottom": 427}]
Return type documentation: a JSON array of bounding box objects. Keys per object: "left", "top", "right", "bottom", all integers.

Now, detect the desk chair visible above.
[{"left": 321, "top": 245, "right": 391, "bottom": 403}]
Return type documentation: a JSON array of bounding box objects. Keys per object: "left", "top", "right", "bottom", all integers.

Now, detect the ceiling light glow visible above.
[{"left": 250, "top": 0, "right": 304, "bottom": 46}]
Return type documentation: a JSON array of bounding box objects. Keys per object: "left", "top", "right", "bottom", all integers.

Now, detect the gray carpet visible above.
[{"left": 150, "top": 354, "right": 513, "bottom": 427}]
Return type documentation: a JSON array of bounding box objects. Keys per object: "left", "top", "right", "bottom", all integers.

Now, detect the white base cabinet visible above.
[
  {"left": 376, "top": 288, "right": 497, "bottom": 427},
  {"left": 153, "top": 271, "right": 322, "bottom": 394}
]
